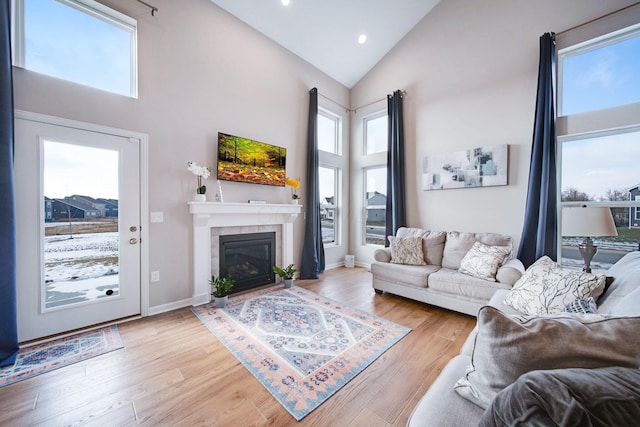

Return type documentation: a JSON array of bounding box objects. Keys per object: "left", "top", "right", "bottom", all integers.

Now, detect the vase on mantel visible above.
[
  {"left": 292, "top": 199, "right": 299, "bottom": 205},
  {"left": 194, "top": 193, "right": 206, "bottom": 202}
]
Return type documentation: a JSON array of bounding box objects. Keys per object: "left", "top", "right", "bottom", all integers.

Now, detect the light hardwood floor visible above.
[{"left": 0, "top": 267, "right": 475, "bottom": 426}]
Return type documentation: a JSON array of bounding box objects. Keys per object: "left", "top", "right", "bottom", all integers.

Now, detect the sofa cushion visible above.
[
  {"left": 407, "top": 355, "right": 484, "bottom": 427},
  {"left": 495, "top": 258, "right": 525, "bottom": 285},
  {"left": 370, "top": 261, "right": 440, "bottom": 288},
  {"left": 428, "top": 268, "right": 512, "bottom": 301},
  {"left": 610, "top": 285, "right": 640, "bottom": 316},
  {"left": 388, "top": 236, "right": 427, "bottom": 266},
  {"left": 597, "top": 251, "right": 640, "bottom": 313},
  {"left": 442, "top": 231, "right": 513, "bottom": 270},
  {"left": 454, "top": 306, "right": 640, "bottom": 409},
  {"left": 504, "top": 256, "right": 606, "bottom": 315},
  {"left": 395, "top": 227, "right": 446, "bottom": 266},
  {"left": 458, "top": 241, "right": 511, "bottom": 281}
]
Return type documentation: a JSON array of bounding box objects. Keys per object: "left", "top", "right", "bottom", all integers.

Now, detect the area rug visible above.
[
  {"left": 0, "top": 325, "right": 123, "bottom": 387},
  {"left": 192, "top": 286, "right": 411, "bottom": 420}
]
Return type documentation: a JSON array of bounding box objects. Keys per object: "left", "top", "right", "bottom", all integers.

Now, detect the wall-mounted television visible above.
[{"left": 217, "top": 132, "right": 286, "bottom": 186}]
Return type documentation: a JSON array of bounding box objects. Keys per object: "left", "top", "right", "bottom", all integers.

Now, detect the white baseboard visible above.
[{"left": 148, "top": 298, "right": 194, "bottom": 316}]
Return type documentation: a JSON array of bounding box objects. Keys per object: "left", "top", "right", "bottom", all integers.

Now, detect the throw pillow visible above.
[
  {"left": 563, "top": 297, "right": 598, "bottom": 314},
  {"left": 454, "top": 306, "right": 640, "bottom": 409},
  {"left": 388, "top": 236, "right": 426, "bottom": 266},
  {"left": 504, "top": 256, "right": 606, "bottom": 315},
  {"left": 458, "top": 241, "right": 511, "bottom": 281}
]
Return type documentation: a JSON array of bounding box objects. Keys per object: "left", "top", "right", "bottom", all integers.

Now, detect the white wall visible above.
[
  {"left": 349, "top": 0, "right": 638, "bottom": 262},
  {"left": 13, "top": 0, "right": 349, "bottom": 310}
]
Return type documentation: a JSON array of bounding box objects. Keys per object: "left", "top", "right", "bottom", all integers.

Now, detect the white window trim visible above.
[
  {"left": 363, "top": 110, "right": 388, "bottom": 156},
  {"left": 319, "top": 164, "right": 340, "bottom": 246},
  {"left": 318, "top": 108, "right": 342, "bottom": 156}
]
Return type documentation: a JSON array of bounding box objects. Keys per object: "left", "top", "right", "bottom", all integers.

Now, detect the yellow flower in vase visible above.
[{"left": 285, "top": 177, "right": 300, "bottom": 201}]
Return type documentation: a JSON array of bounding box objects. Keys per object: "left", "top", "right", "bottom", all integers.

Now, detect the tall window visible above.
[
  {"left": 13, "top": 0, "right": 138, "bottom": 97},
  {"left": 361, "top": 110, "right": 388, "bottom": 245},
  {"left": 558, "top": 21, "right": 640, "bottom": 269},
  {"left": 318, "top": 108, "right": 343, "bottom": 246}
]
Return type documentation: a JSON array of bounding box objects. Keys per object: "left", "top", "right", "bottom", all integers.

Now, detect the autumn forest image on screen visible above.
[{"left": 217, "top": 133, "right": 286, "bottom": 186}]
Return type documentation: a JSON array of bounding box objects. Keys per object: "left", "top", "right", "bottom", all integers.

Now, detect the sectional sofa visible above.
[{"left": 407, "top": 250, "right": 640, "bottom": 426}]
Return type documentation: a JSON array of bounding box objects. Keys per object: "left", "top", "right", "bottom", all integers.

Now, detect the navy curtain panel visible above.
[
  {"left": 299, "top": 88, "right": 325, "bottom": 279},
  {"left": 517, "top": 33, "right": 557, "bottom": 268},
  {"left": 384, "top": 90, "right": 407, "bottom": 246},
  {"left": 0, "top": 0, "right": 19, "bottom": 367}
]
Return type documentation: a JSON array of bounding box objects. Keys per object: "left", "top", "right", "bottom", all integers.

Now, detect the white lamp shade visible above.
[{"left": 561, "top": 206, "right": 618, "bottom": 237}]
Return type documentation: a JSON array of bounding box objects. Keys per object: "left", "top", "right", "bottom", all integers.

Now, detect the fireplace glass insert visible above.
[{"left": 219, "top": 232, "right": 276, "bottom": 293}]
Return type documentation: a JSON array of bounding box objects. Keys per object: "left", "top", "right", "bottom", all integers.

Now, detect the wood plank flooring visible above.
[{"left": 0, "top": 267, "right": 476, "bottom": 426}]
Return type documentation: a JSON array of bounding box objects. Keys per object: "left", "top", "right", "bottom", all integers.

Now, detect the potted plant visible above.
[
  {"left": 188, "top": 161, "right": 211, "bottom": 201},
  {"left": 273, "top": 264, "right": 296, "bottom": 288},
  {"left": 210, "top": 275, "right": 235, "bottom": 308}
]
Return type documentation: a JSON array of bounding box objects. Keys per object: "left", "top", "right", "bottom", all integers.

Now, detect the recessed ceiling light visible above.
[
  {"left": 281, "top": 0, "right": 290, "bottom": 5},
  {"left": 358, "top": 34, "right": 367, "bottom": 44}
]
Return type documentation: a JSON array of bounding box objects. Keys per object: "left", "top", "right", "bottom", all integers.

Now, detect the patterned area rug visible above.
[
  {"left": 0, "top": 325, "right": 123, "bottom": 387},
  {"left": 192, "top": 286, "right": 411, "bottom": 420}
]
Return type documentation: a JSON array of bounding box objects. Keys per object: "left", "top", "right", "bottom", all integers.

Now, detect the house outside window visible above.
[
  {"left": 13, "top": 0, "right": 138, "bottom": 98},
  {"left": 319, "top": 166, "right": 338, "bottom": 244},
  {"left": 557, "top": 18, "right": 640, "bottom": 269},
  {"left": 364, "top": 166, "right": 387, "bottom": 245}
]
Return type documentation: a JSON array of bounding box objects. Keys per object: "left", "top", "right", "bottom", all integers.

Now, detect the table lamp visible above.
[{"left": 561, "top": 206, "right": 618, "bottom": 273}]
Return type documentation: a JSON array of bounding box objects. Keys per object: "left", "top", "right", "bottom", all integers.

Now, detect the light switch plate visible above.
[{"left": 150, "top": 211, "right": 164, "bottom": 223}]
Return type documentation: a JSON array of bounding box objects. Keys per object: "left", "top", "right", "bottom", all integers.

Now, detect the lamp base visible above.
[{"left": 577, "top": 237, "right": 597, "bottom": 273}]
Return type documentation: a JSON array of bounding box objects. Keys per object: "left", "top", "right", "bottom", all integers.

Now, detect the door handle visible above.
[{"left": 129, "top": 238, "right": 138, "bottom": 244}]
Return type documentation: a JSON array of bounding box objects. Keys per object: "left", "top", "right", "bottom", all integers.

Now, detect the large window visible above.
[
  {"left": 317, "top": 108, "right": 343, "bottom": 246},
  {"left": 13, "top": 0, "right": 138, "bottom": 97},
  {"left": 558, "top": 20, "right": 640, "bottom": 269}
]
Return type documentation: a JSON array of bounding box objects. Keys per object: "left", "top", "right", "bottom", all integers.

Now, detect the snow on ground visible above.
[{"left": 45, "top": 232, "right": 119, "bottom": 307}]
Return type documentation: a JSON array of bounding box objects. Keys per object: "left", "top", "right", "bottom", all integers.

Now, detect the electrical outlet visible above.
[
  {"left": 151, "top": 271, "right": 160, "bottom": 282},
  {"left": 150, "top": 212, "right": 164, "bottom": 223}
]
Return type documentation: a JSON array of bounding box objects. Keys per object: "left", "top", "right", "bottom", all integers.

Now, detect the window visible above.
[
  {"left": 364, "top": 166, "right": 387, "bottom": 245},
  {"left": 558, "top": 18, "right": 640, "bottom": 270},
  {"left": 364, "top": 112, "right": 388, "bottom": 155},
  {"left": 317, "top": 107, "right": 343, "bottom": 246},
  {"left": 318, "top": 110, "right": 340, "bottom": 154},
  {"left": 13, "top": 0, "right": 138, "bottom": 97},
  {"left": 559, "top": 25, "right": 640, "bottom": 116},
  {"left": 319, "top": 166, "right": 338, "bottom": 244}
]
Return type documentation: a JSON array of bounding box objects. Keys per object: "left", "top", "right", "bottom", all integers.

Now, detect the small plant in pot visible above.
[
  {"left": 273, "top": 264, "right": 296, "bottom": 288},
  {"left": 210, "top": 275, "right": 235, "bottom": 308}
]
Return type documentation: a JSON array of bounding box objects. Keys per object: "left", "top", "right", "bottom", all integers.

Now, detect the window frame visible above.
[
  {"left": 12, "top": 0, "right": 139, "bottom": 98},
  {"left": 556, "top": 10, "right": 640, "bottom": 268},
  {"left": 318, "top": 165, "right": 339, "bottom": 246},
  {"left": 318, "top": 108, "right": 341, "bottom": 155},
  {"left": 363, "top": 110, "right": 388, "bottom": 155},
  {"left": 363, "top": 165, "right": 387, "bottom": 246}
]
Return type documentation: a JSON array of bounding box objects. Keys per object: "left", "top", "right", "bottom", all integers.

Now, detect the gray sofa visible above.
[
  {"left": 372, "top": 227, "right": 525, "bottom": 316},
  {"left": 407, "top": 250, "right": 640, "bottom": 427}
]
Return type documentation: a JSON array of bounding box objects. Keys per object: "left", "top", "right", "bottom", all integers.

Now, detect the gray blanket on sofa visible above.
[{"left": 479, "top": 366, "right": 640, "bottom": 427}]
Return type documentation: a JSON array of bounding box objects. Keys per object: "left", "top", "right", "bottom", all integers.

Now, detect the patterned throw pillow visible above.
[
  {"left": 504, "top": 256, "right": 606, "bottom": 315},
  {"left": 563, "top": 297, "right": 599, "bottom": 314},
  {"left": 458, "top": 241, "right": 511, "bottom": 281},
  {"left": 388, "top": 236, "right": 427, "bottom": 266}
]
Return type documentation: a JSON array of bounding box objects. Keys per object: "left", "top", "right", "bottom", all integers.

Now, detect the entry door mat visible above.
[
  {"left": 0, "top": 325, "right": 123, "bottom": 387},
  {"left": 192, "top": 286, "right": 411, "bottom": 420}
]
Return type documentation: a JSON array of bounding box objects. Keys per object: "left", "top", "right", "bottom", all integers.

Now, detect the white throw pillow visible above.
[
  {"left": 458, "top": 241, "right": 511, "bottom": 281},
  {"left": 504, "top": 256, "right": 606, "bottom": 315},
  {"left": 388, "top": 236, "right": 426, "bottom": 266}
]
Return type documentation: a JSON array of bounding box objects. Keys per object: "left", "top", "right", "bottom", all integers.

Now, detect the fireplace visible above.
[
  {"left": 220, "top": 232, "right": 276, "bottom": 293},
  {"left": 188, "top": 202, "right": 302, "bottom": 306}
]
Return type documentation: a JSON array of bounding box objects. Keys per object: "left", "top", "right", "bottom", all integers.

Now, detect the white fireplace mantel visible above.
[{"left": 188, "top": 202, "right": 302, "bottom": 305}]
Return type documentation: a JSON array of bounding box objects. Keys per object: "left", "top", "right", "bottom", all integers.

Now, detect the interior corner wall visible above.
[
  {"left": 12, "top": 0, "right": 349, "bottom": 310},
  {"left": 349, "top": 0, "right": 637, "bottom": 262}
]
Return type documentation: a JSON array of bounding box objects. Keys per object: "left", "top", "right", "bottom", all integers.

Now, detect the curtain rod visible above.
[
  {"left": 136, "top": 0, "right": 158, "bottom": 16},
  {"left": 556, "top": 1, "right": 640, "bottom": 36},
  {"left": 319, "top": 90, "right": 407, "bottom": 114}
]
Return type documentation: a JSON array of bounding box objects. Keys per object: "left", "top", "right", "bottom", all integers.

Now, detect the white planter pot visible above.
[
  {"left": 194, "top": 193, "right": 206, "bottom": 202},
  {"left": 214, "top": 295, "right": 228, "bottom": 308}
]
